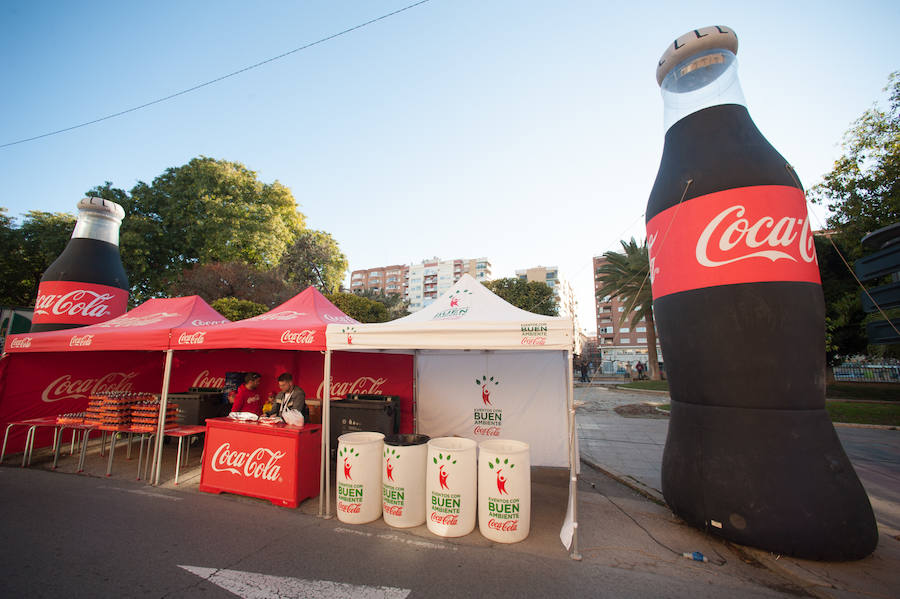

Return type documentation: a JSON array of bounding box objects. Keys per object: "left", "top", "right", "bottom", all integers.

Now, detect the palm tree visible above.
[{"left": 595, "top": 238, "right": 661, "bottom": 380}]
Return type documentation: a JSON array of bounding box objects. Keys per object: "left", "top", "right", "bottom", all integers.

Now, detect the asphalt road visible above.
[{"left": 0, "top": 467, "right": 796, "bottom": 599}]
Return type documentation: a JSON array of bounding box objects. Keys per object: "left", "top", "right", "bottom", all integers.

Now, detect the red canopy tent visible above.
[
  {"left": 0, "top": 296, "right": 229, "bottom": 452},
  {"left": 166, "top": 287, "right": 415, "bottom": 500}
]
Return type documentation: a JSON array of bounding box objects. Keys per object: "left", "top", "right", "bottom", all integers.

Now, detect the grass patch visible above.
[
  {"left": 826, "top": 383, "right": 899, "bottom": 402},
  {"left": 619, "top": 380, "right": 670, "bottom": 391},
  {"left": 654, "top": 401, "right": 898, "bottom": 426},
  {"left": 618, "top": 379, "right": 900, "bottom": 402},
  {"left": 826, "top": 402, "right": 900, "bottom": 426}
]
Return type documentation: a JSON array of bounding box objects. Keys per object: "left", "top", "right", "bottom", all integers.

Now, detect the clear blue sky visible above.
[{"left": 2, "top": 1, "right": 898, "bottom": 333}]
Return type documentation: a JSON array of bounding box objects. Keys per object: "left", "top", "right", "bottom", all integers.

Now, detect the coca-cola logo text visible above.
[
  {"left": 474, "top": 426, "right": 501, "bottom": 436},
  {"left": 210, "top": 443, "right": 285, "bottom": 481},
  {"left": 34, "top": 290, "right": 114, "bottom": 319},
  {"left": 338, "top": 503, "right": 362, "bottom": 514},
  {"left": 69, "top": 334, "right": 94, "bottom": 347},
  {"left": 280, "top": 329, "right": 316, "bottom": 344},
  {"left": 430, "top": 512, "right": 459, "bottom": 526},
  {"left": 191, "top": 319, "right": 227, "bottom": 326},
  {"left": 316, "top": 376, "right": 387, "bottom": 398},
  {"left": 487, "top": 518, "right": 519, "bottom": 532},
  {"left": 384, "top": 504, "right": 404, "bottom": 517},
  {"left": 696, "top": 205, "right": 816, "bottom": 267},
  {"left": 9, "top": 337, "right": 32, "bottom": 349},
  {"left": 323, "top": 313, "right": 357, "bottom": 324},
  {"left": 646, "top": 186, "right": 821, "bottom": 300},
  {"left": 249, "top": 310, "right": 307, "bottom": 322},
  {"left": 97, "top": 312, "right": 180, "bottom": 328},
  {"left": 42, "top": 371, "right": 139, "bottom": 402},
  {"left": 192, "top": 369, "right": 225, "bottom": 389},
  {"left": 178, "top": 331, "right": 206, "bottom": 345}
]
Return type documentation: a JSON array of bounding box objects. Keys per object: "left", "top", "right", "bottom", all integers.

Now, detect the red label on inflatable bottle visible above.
[
  {"left": 31, "top": 281, "right": 129, "bottom": 326},
  {"left": 646, "top": 185, "right": 821, "bottom": 300}
]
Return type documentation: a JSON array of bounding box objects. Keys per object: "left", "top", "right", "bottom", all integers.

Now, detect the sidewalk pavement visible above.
[{"left": 576, "top": 384, "right": 900, "bottom": 599}]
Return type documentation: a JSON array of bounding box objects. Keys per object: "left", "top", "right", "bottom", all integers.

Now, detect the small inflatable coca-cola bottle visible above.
[
  {"left": 647, "top": 26, "right": 877, "bottom": 560},
  {"left": 30, "top": 197, "right": 129, "bottom": 332}
]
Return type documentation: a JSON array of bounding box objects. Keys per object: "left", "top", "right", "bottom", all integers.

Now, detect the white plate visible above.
[{"left": 228, "top": 411, "right": 259, "bottom": 421}]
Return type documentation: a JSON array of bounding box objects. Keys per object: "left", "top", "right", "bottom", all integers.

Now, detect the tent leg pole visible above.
[
  {"left": 567, "top": 349, "right": 581, "bottom": 561},
  {"left": 319, "top": 350, "right": 332, "bottom": 518},
  {"left": 413, "top": 351, "right": 418, "bottom": 434},
  {"left": 153, "top": 350, "right": 174, "bottom": 486}
]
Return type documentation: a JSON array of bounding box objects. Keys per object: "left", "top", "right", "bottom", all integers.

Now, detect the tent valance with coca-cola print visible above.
[
  {"left": 169, "top": 286, "right": 357, "bottom": 352},
  {"left": 2, "top": 295, "right": 229, "bottom": 353}
]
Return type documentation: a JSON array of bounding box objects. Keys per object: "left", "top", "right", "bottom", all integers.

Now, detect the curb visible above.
[
  {"left": 579, "top": 455, "right": 665, "bottom": 506},
  {"left": 832, "top": 422, "right": 898, "bottom": 430}
]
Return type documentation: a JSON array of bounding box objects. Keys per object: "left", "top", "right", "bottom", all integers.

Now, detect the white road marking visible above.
[
  {"left": 334, "top": 526, "right": 455, "bottom": 551},
  {"left": 179, "top": 565, "right": 411, "bottom": 599}
]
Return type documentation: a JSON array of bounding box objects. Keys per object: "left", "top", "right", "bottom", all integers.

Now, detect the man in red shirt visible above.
[{"left": 231, "top": 372, "right": 264, "bottom": 415}]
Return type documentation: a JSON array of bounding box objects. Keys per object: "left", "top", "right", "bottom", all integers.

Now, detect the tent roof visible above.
[
  {"left": 3, "top": 296, "right": 228, "bottom": 353},
  {"left": 170, "top": 286, "right": 357, "bottom": 351},
  {"left": 325, "top": 274, "right": 573, "bottom": 351}
]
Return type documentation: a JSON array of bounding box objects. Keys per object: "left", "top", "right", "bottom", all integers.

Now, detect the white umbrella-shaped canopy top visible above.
[{"left": 325, "top": 274, "right": 573, "bottom": 351}]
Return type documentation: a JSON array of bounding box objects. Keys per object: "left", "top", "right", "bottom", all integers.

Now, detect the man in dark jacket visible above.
[{"left": 270, "top": 372, "right": 308, "bottom": 422}]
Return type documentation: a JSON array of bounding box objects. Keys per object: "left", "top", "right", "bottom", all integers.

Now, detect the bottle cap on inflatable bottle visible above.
[
  {"left": 656, "top": 26, "right": 738, "bottom": 86},
  {"left": 71, "top": 197, "right": 126, "bottom": 245}
]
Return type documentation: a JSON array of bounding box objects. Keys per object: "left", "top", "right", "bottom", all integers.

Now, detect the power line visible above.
[{"left": 0, "top": 0, "right": 434, "bottom": 150}]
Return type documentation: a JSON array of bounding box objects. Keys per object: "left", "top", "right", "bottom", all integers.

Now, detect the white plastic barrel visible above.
[
  {"left": 382, "top": 434, "right": 430, "bottom": 528},
  {"left": 336, "top": 431, "right": 384, "bottom": 524},
  {"left": 426, "top": 437, "right": 477, "bottom": 537},
  {"left": 478, "top": 439, "right": 531, "bottom": 543}
]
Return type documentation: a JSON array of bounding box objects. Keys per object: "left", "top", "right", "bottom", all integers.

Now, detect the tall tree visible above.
[
  {"left": 809, "top": 71, "right": 899, "bottom": 252},
  {"left": 483, "top": 278, "right": 558, "bottom": 316},
  {"left": 326, "top": 292, "right": 389, "bottom": 323},
  {"left": 211, "top": 297, "right": 268, "bottom": 321},
  {"left": 0, "top": 210, "right": 77, "bottom": 306},
  {"left": 595, "top": 238, "right": 660, "bottom": 380},
  {"left": 169, "top": 261, "right": 299, "bottom": 308},
  {"left": 279, "top": 229, "right": 348, "bottom": 294},
  {"left": 355, "top": 288, "right": 410, "bottom": 321},
  {"left": 809, "top": 71, "right": 900, "bottom": 359},
  {"left": 88, "top": 156, "right": 305, "bottom": 303}
]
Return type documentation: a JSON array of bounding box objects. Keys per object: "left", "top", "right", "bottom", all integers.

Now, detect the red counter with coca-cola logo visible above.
[{"left": 199, "top": 417, "right": 321, "bottom": 508}]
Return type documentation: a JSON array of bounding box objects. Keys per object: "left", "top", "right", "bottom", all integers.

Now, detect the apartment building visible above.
[
  {"left": 349, "top": 265, "right": 409, "bottom": 296},
  {"left": 593, "top": 255, "right": 662, "bottom": 367},
  {"left": 350, "top": 257, "right": 491, "bottom": 312}
]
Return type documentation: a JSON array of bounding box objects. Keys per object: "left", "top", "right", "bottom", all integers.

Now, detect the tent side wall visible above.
[
  {"left": 416, "top": 349, "right": 569, "bottom": 467},
  {"left": 0, "top": 351, "right": 167, "bottom": 453}
]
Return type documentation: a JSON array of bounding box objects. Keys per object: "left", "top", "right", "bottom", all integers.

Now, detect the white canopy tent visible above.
[{"left": 323, "top": 274, "right": 580, "bottom": 557}]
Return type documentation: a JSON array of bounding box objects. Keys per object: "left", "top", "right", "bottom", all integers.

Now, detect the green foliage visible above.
[
  {"left": 0, "top": 209, "right": 77, "bottom": 306},
  {"left": 354, "top": 288, "right": 409, "bottom": 320},
  {"left": 595, "top": 238, "right": 661, "bottom": 380},
  {"left": 210, "top": 297, "right": 268, "bottom": 321},
  {"left": 808, "top": 72, "right": 900, "bottom": 359},
  {"left": 170, "top": 261, "right": 298, "bottom": 308},
  {"left": 809, "top": 71, "right": 900, "bottom": 253},
  {"left": 326, "top": 292, "right": 389, "bottom": 323},
  {"left": 483, "top": 278, "right": 558, "bottom": 316},
  {"left": 88, "top": 156, "right": 305, "bottom": 303},
  {"left": 279, "top": 229, "right": 348, "bottom": 294}
]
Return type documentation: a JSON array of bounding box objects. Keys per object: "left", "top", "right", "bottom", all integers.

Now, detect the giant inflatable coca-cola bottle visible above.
[
  {"left": 647, "top": 26, "right": 877, "bottom": 560},
  {"left": 30, "top": 197, "right": 129, "bottom": 332}
]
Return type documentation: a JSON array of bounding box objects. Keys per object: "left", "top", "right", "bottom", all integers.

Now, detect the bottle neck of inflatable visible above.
[
  {"left": 660, "top": 49, "right": 745, "bottom": 132},
  {"left": 70, "top": 205, "right": 123, "bottom": 246},
  {"left": 29, "top": 198, "right": 129, "bottom": 333}
]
